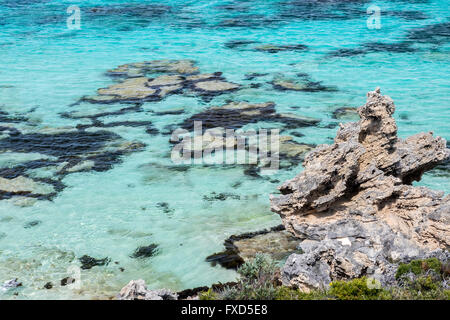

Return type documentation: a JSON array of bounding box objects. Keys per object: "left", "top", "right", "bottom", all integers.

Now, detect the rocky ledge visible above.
[{"left": 270, "top": 88, "right": 450, "bottom": 292}]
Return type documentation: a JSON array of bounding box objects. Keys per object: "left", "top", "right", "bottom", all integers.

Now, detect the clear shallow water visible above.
[{"left": 0, "top": 0, "right": 449, "bottom": 299}]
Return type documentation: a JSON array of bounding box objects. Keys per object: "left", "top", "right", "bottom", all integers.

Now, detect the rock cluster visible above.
[
  {"left": 169, "top": 101, "right": 318, "bottom": 173},
  {"left": 83, "top": 60, "right": 240, "bottom": 103},
  {"left": 270, "top": 88, "right": 450, "bottom": 292},
  {"left": 0, "top": 122, "right": 146, "bottom": 202},
  {"left": 118, "top": 279, "right": 177, "bottom": 300}
]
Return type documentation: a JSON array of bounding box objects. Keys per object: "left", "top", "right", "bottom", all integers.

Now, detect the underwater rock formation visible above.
[
  {"left": 169, "top": 101, "right": 317, "bottom": 173},
  {"left": 270, "top": 88, "right": 450, "bottom": 292},
  {"left": 84, "top": 60, "right": 239, "bottom": 104},
  {"left": 177, "top": 101, "right": 319, "bottom": 132},
  {"left": 271, "top": 74, "right": 337, "bottom": 92},
  {"left": 107, "top": 59, "right": 199, "bottom": 78},
  {"left": 206, "top": 225, "right": 299, "bottom": 269},
  {"left": 0, "top": 118, "right": 146, "bottom": 202}
]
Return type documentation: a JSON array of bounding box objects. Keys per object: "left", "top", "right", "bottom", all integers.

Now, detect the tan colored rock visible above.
[
  {"left": 147, "top": 75, "right": 184, "bottom": 87},
  {"left": 271, "top": 88, "right": 450, "bottom": 289},
  {"left": 0, "top": 176, "right": 54, "bottom": 195},
  {"left": 107, "top": 59, "right": 199, "bottom": 77},
  {"left": 193, "top": 80, "right": 239, "bottom": 92},
  {"left": 186, "top": 73, "right": 221, "bottom": 81},
  {"left": 118, "top": 280, "right": 177, "bottom": 300},
  {"left": 158, "top": 84, "right": 183, "bottom": 98},
  {"left": 214, "top": 101, "right": 274, "bottom": 111},
  {"left": 97, "top": 77, "right": 157, "bottom": 100}
]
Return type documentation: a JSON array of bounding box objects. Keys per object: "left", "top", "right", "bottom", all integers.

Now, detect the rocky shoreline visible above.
[
  {"left": 271, "top": 88, "right": 449, "bottom": 291},
  {"left": 118, "top": 88, "right": 449, "bottom": 300}
]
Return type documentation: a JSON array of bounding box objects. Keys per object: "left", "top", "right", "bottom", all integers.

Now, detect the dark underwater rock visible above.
[
  {"left": 60, "top": 277, "right": 76, "bottom": 286},
  {"left": 224, "top": 39, "right": 259, "bottom": 49},
  {"left": 178, "top": 101, "right": 319, "bottom": 133},
  {"left": 203, "top": 192, "right": 241, "bottom": 201},
  {"left": 23, "top": 220, "right": 41, "bottom": 229},
  {"left": 406, "top": 22, "right": 450, "bottom": 45},
  {"left": 332, "top": 106, "right": 359, "bottom": 120},
  {"left": 278, "top": 0, "right": 366, "bottom": 21},
  {"left": 254, "top": 43, "right": 308, "bottom": 53},
  {"left": 386, "top": 10, "right": 428, "bottom": 21},
  {"left": 130, "top": 244, "right": 160, "bottom": 259},
  {"left": 0, "top": 130, "right": 119, "bottom": 157},
  {"left": 79, "top": 255, "right": 111, "bottom": 270},
  {"left": 156, "top": 202, "right": 174, "bottom": 214},
  {"left": 363, "top": 41, "right": 416, "bottom": 53},
  {"left": 271, "top": 74, "right": 337, "bottom": 92},
  {"left": 43, "top": 282, "right": 53, "bottom": 289}
]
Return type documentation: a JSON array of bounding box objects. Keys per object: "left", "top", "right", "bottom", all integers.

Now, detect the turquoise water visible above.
[{"left": 0, "top": 0, "right": 449, "bottom": 299}]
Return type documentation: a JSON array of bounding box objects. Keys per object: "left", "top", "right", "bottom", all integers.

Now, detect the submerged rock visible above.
[
  {"left": 271, "top": 74, "right": 337, "bottom": 92},
  {"left": 118, "top": 279, "right": 177, "bottom": 300},
  {"left": 270, "top": 88, "right": 450, "bottom": 291},
  {"left": 85, "top": 61, "right": 239, "bottom": 104},
  {"left": 23, "top": 220, "right": 41, "bottom": 229},
  {"left": 178, "top": 101, "right": 319, "bottom": 132},
  {"left": 79, "top": 255, "right": 111, "bottom": 270},
  {"left": 0, "top": 176, "right": 54, "bottom": 196},
  {"left": 0, "top": 126, "right": 146, "bottom": 201},
  {"left": 191, "top": 79, "right": 239, "bottom": 94},
  {"left": 130, "top": 244, "right": 160, "bottom": 259},
  {"left": 254, "top": 44, "right": 308, "bottom": 53},
  {"left": 332, "top": 107, "right": 359, "bottom": 121},
  {"left": 206, "top": 225, "right": 299, "bottom": 269},
  {"left": 107, "top": 59, "right": 199, "bottom": 78}
]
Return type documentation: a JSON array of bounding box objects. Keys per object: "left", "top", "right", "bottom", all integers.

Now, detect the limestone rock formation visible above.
[
  {"left": 270, "top": 88, "right": 450, "bottom": 291},
  {"left": 118, "top": 279, "right": 177, "bottom": 300}
]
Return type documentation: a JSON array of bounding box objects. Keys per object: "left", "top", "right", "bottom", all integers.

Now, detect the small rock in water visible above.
[
  {"left": 1, "top": 278, "right": 22, "bottom": 292},
  {"left": 43, "top": 282, "right": 53, "bottom": 289},
  {"left": 23, "top": 220, "right": 41, "bottom": 229},
  {"left": 156, "top": 202, "right": 174, "bottom": 214},
  {"left": 203, "top": 192, "right": 241, "bottom": 201},
  {"left": 60, "top": 277, "right": 76, "bottom": 286},
  {"left": 79, "top": 255, "right": 111, "bottom": 270},
  {"left": 130, "top": 244, "right": 160, "bottom": 259}
]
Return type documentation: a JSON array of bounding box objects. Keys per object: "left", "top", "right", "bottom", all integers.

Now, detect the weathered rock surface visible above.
[
  {"left": 270, "top": 88, "right": 450, "bottom": 291},
  {"left": 118, "top": 279, "right": 177, "bottom": 300}
]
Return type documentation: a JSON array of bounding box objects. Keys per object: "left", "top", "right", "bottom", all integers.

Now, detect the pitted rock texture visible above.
[{"left": 270, "top": 88, "right": 450, "bottom": 291}]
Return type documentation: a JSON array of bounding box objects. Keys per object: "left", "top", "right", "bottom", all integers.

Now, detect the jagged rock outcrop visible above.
[
  {"left": 270, "top": 88, "right": 450, "bottom": 292},
  {"left": 118, "top": 279, "right": 178, "bottom": 300}
]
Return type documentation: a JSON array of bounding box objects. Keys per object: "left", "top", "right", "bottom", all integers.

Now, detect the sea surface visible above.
[{"left": 0, "top": 0, "right": 449, "bottom": 299}]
